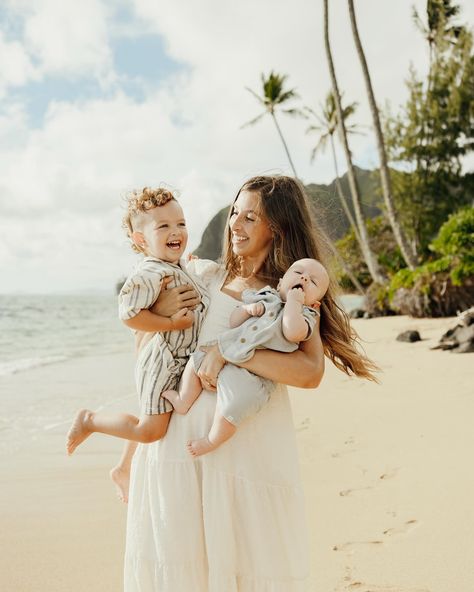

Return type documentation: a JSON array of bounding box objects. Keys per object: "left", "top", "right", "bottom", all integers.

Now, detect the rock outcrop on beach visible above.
[
  {"left": 396, "top": 330, "right": 422, "bottom": 343},
  {"left": 432, "top": 308, "right": 474, "bottom": 353}
]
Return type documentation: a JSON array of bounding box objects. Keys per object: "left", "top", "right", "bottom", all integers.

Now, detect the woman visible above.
[{"left": 124, "top": 175, "right": 376, "bottom": 591}]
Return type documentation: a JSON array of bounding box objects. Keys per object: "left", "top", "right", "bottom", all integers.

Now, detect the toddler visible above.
[
  {"left": 164, "top": 257, "right": 329, "bottom": 456},
  {"left": 66, "top": 187, "right": 208, "bottom": 501}
]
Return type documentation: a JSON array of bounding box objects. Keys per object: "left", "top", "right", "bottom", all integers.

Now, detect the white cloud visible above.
[
  {"left": 4, "top": 0, "right": 114, "bottom": 84},
  {"left": 0, "top": 31, "right": 37, "bottom": 93},
  {"left": 0, "top": 0, "right": 473, "bottom": 293}
]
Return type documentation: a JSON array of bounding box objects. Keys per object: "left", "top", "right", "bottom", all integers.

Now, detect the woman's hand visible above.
[
  {"left": 197, "top": 344, "right": 226, "bottom": 392},
  {"left": 151, "top": 277, "right": 201, "bottom": 317}
]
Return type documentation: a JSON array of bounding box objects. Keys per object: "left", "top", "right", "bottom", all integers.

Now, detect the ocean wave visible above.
[{"left": 0, "top": 355, "right": 68, "bottom": 377}]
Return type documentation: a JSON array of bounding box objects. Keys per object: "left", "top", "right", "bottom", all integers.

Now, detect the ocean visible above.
[
  {"left": 0, "top": 292, "right": 365, "bottom": 378},
  {"left": 0, "top": 294, "right": 130, "bottom": 378},
  {"left": 0, "top": 292, "right": 364, "bottom": 455},
  {"left": 0, "top": 292, "right": 366, "bottom": 379}
]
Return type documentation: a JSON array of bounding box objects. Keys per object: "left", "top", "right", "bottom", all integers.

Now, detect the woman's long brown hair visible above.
[{"left": 222, "top": 175, "right": 378, "bottom": 381}]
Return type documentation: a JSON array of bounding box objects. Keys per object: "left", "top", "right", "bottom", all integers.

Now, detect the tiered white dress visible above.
[{"left": 124, "top": 263, "right": 310, "bottom": 592}]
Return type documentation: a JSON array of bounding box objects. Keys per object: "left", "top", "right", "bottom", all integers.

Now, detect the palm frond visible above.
[
  {"left": 282, "top": 107, "right": 307, "bottom": 119},
  {"left": 245, "top": 87, "right": 265, "bottom": 105},
  {"left": 240, "top": 111, "right": 266, "bottom": 129}
]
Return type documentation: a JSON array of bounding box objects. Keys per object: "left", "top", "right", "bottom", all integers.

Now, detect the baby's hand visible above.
[
  {"left": 245, "top": 302, "right": 265, "bottom": 317},
  {"left": 286, "top": 287, "right": 305, "bottom": 306},
  {"left": 171, "top": 308, "right": 194, "bottom": 330}
]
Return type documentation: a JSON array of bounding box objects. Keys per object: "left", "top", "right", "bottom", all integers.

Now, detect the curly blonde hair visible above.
[
  {"left": 123, "top": 187, "right": 176, "bottom": 253},
  {"left": 222, "top": 175, "right": 378, "bottom": 381}
]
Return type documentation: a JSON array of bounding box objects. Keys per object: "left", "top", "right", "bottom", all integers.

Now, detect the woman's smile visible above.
[{"left": 229, "top": 190, "right": 273, "bottom": 259}]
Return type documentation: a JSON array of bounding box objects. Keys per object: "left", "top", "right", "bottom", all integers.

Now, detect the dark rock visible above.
[
  {"left": 349, "top": 308, "right": 366, "bottom": 319},
  {"left": 396, "top": 330, "right": 422, "bottom": 343},
  {"left": 432, "top": 308, "right": 474, "bottom": 353}
]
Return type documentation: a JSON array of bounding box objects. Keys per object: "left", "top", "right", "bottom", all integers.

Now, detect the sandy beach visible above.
[{"left": 1, "top": 315, "right": 473, "bottom": 592}]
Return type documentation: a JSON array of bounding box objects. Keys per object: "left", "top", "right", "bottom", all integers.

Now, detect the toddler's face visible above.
[
  {"left": 278, "top": 259, "right": 329, "bottom": 308},
  {"left": 133, "top": 200, "right": 188, "bottom": 263}
]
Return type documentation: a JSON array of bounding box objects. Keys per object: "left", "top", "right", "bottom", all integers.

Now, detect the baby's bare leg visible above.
[
  {"left": 162, "top": 359, "right": 202, "bottom": 414},
  {"left": 187, "top": 407, "right": 236, "bottom": 457},
  {"left": 66, "top": 409, "right": 171, "bottom": 455},
  {"left": 110, "top": 440, "right": 137, "bottom": 504}
]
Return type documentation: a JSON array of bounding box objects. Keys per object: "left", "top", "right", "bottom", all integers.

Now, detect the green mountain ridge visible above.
[{"left": 194, "top": 167, "right": 383, "bottom": 260}]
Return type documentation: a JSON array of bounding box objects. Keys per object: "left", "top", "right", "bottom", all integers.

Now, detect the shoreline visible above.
[{"left": 1, "top": 315, "right": 473, "bottom": 591}]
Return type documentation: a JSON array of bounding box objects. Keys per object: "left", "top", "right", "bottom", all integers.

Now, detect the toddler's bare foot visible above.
[
  {"left": 162, "top": 390, "right": 191, "bottom": 415},
  {"left": 186, "top": 437, "right": 219, "bottom": 457},
  {"left": 66, "top": 409, "right": 93, "bottom": 455},
  {"left": 110, "top": 466, "right": 130, "bottom": 504}
]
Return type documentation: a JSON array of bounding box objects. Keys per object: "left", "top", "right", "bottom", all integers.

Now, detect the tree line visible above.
[{"left": 242, "top": 0, "right": 473, "bottom": 316}]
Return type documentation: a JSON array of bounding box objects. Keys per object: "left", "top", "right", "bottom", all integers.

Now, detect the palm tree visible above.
[
  {"left": 413, "top": 0, "right": 463, "bottom": 75},
  {"left": 347, "top": 0, "right": 418, "bottom": 270},
  {"left": 243, "top": 71, "right": 301, "bottom": 178},
  {"left": 305, "top": 91, "right": 362, "bottom": 244},
  {"left": 305, "top": 92, "right": 366, "bottom": 294},
  {"left": 323, "top": 0, "right": 385, "bottom": 284}
]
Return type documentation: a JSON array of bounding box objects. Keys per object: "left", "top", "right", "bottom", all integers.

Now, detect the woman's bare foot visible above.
[
  {"left": 162, "top": 390, "right": 191, "bottom": 415},
  {"left": 186, "top": 437, "right": 219, "bottom": 457},
  {"left": 66, "top": 409, "right": 93, "bottom": 455},
  {"left": 110, "top": 466, "right": 130, "bottom": 503}
]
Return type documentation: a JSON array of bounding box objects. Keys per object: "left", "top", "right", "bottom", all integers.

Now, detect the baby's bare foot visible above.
[
  {"left": 110, "top": 466, "right": 130, "bottom": 504},
  {"left": 66, "top": 409, "right": 93, "bottom": 455},
  {"left": 162, "top": 390, "right": 190, "bottom": 415},
  {"left": 186, "top": 437, "right": 218, "bottom": 457}
]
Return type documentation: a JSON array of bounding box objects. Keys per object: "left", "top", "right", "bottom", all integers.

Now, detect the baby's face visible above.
[
  {"left": 278, "top": 259, "right": 329, "bottom": 308},
  {"left": 133, "top": 200, "right": 188, "bottom": 263}
]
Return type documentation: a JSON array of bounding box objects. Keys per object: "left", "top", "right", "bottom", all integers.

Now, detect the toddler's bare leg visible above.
[
  {"left": 187, "top": 407, "right": 236, "bottom": 457},
  {"left": 66, "top": 409, "right": 171, "bottom": 455},
  {"left": 162, "top": 359, "right": 202, "bottom": 414},
  {"left": 110, "top": 440, "right": 137, "bottom": 504}
]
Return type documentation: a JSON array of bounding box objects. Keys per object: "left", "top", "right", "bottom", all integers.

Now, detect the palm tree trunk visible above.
[
  {"left": 325, "top": 137, "right": 366, "bottom": 294},
  {"left": 270, "top": 112, "right": 299, "bottom": 178},
  {"left": 333, "top": 248, "right": 366, "bottom": 295},
  {"left": 323, "top": 0, "right": 385, "bottom": 284},
  {"left": 329, "top": 134, "right": 363, "bottom": 246},
  {"left": 347, "top": 0, "right": 418, "bottom": 270}
]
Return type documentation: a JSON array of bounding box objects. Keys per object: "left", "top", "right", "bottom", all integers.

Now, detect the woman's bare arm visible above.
[
  {"left": 240, "top": 331, "right": 324, "bottom": 388},
  {"left": 199, "top": 330, "right": 324, "bottom": 390}
]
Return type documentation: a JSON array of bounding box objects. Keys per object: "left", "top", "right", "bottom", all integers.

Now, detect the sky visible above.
[{"left": 0, "top": 0, "right": 473, "bottom": 294}]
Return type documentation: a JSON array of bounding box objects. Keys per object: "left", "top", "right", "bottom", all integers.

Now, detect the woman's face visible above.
[{"left": 229, "top": 190, "right": 273, "bottom": 259}]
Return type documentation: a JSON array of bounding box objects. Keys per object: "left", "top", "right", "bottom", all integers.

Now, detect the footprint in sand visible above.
[
  {"left": 333, "top": 540, "right": 384, "bottom": 552},
  {"left": 345, "top": 584, "right": 430, "bottom": 592},
  {"left": 379, "top": 467, "right": 400, "bottom": 480},
  {"left": 339, "top": 485, "right": 374, "bottom": 497},
  {"left": 339, "top": 466, "right": 400, "bottom": 496},
  {"left": 383, "top": 519, "right": 419, "bottom": 537},
  {"left": 331, "top": 436, "right": 356, "bottom": 458},
  {"left": 296, "top": 417, "right": 310, "bottom": 431}
]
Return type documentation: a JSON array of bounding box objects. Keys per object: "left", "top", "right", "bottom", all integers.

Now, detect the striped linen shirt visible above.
[{"left": 119, "top": 257, "right": 209, "bottom": 415}]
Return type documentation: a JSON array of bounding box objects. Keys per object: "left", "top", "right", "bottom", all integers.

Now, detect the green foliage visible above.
[
  {"left": 335, "top": 216, "right": 406, "bottom": 288},
  {"left": 430, "top": 206, "right": 474, "bottom": 256},
  {"left": 389, "top": 207, "right": 474, "bottom": 302},
  {"left": 384, "top": 13, "right": 474, "bottom": 256}
]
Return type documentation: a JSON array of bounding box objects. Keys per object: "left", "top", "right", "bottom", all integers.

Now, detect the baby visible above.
[
  {"left": 164, "top": 257, "right": 329, "bottom": 456},
  {"left": 66, "top": 187, "right": 208, "bottom": 502}
]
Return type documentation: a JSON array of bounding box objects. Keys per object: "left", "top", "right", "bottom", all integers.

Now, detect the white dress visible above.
[{"left": 124, "top": 265, "right": 310, "bottom": 592}]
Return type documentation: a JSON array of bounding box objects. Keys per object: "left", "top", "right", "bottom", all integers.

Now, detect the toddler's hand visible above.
[
  {"left": 245, "top": 302, "right": 265, "bottom": 317},
  {"left": 171, "top": 308, "right": 194, "bottom": 330},
  {"left": 287, "top": 287, "right": 305, "bottom": 305}
]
